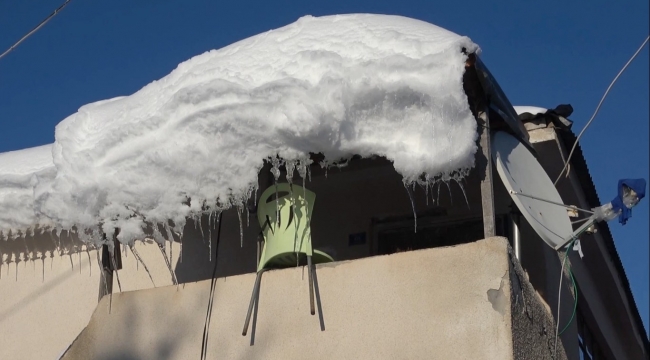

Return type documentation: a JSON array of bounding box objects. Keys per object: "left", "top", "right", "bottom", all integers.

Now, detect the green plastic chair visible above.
[{"left": 242, "top": 183, "right": 333, "bottom": 342}]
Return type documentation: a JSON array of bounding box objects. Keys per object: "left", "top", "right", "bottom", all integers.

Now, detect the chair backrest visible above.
[{"left": 256, "top": 183, "right": 316, "bottom": 271}]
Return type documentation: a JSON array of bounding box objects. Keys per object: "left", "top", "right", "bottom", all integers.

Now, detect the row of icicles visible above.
[{"left": 0, "top": 156, "right": 470, "bottom": 285}]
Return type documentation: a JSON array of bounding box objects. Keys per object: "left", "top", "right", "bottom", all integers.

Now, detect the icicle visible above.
[
  {"left": 286, "top": 160, "right": 296, "bottom": 184},
  {"left": 79, "top": 249, "right": 82, "bottom": 274},
  {"left": 208, "top": 212, "right": 213, "bottom": 262},
  {"left": 269, "top": 156, "right": 282, "bottom": 180},
  {"left": 114, "top": 268, "right": 122, "bottom": 292},
  {"left": 270, "top": 157, "right": 282, "bottom": 226},
  {"left": 130, "top": 245, "right": 156, "bottom": 287},
  {"left": 237, "top": 204, "right": 244, "bottom": 248},
  {"left": 110, "top": 247, "right": 122, "bottom": 293},
  {"left": 179, "top": 234, "right": 183, "bottom": 264},
  {"left": 247, "top": 206, "right": 250, "bottom": 228},
  {"left": 152, "top": 224, "right": 164, "bottom": 245},
  {"left": 163, "top": 223, "right": 172, "bottom": 244},
  {"left": 41, "top": 256, "right": 45, "bottom": 282},
  {"left": 158, "top": 243, "right": 178, "bottom": 286},
  {"left": 198, "top": 215, "right": 205, "bottom": 244},
  {"left": 86, "top": 248, "right": 92, "bottom": 277},
  {"left": 169, "top": 237, "right": 173, "bottom": 267},
  {"left": 289, "top": 184, "right": 300, "bottom": 267},
  {"left": 302, "top": 185, "right": 309, "bottom": 223},
  {"left": 444, "top": 180, "right": 453, "bottom": 204},
  {"left": 48, "top": 231, "right": 60, "bottom": 256},
  {"left": 69, "top": 253, "right": 74, "bottom": 272},
  {"left": 177, "top": 230, "right": 184, "bottom": 255},
  {"left": 274, "top": 182, "right": 280, "bottom": 227},
  {"left": 425, "top": 181, "right": 430, "bottom": 206},
  {"left": 404, "top": 182, "right": 417, "bottom": 233},
  {"left": 453, "top": 178, "right": 470, "bottom": 208},
  {"left": 22, "top": 238, "right": 30, "bottom": 269}
]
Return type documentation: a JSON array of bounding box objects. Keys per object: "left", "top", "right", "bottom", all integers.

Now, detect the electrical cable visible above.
[
  {"left": 554, "top": 35, "right": 650, "bottom": 185},
  {"left": 200, "top": 212, "right": 223, "bottom": 360},
  {"left": 559, "top": 268, "right": 577, "bottom": 336},
  {"left": 553, "top": 231, "right": 584, "bottom": 358},
  {"left": 0, "top": 0, "right": 73, "bottom": 60}
]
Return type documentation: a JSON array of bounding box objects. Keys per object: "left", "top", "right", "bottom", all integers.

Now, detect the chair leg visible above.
[
  {"left": 312, "top": 262, "right": 325, "bottom": 331},
  {"left": 307, "top": 255, "right": 315, "bottom": 315},
  {"left": 242, "top": 271, "right": 263, "bottom": 336},
  {"left": 250, "top": 279, "right": 261, "bottom": 346}
]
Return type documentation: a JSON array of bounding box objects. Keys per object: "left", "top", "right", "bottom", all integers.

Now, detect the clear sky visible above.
[{"left": 1, "top": 0, "right": 648, "bottom": 334}]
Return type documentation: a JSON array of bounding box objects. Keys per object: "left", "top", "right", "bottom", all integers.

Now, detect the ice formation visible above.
[
  {"left": 7, "top": 14, "right": 479, "bottom": 244},
  {"left": 0, "top": 145, "right": 55, "bottom": 237}
]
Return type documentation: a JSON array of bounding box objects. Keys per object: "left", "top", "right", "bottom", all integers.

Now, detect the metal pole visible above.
[
  {"left": 509, "top": 190, "right": 594, "bottom": 214},
  {"left": 509, "top": 212, "right": 521, "bottom": 262},
  {"left": 478, "top": 109, "right": 496, "bottom": 238},
  {"left": 98, "top": 244, "right": 113, "bottom": 302},
  {"left": 554, "top": 215, "right": 598, "bottom": 250}
]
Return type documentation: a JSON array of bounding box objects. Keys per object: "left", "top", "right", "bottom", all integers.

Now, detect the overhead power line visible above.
[
  {"left": 0, "top": 0, "right": 73, "bottom": 61},
  {"left": 554, "top": 35, "right": 650, "bottom": 185}
]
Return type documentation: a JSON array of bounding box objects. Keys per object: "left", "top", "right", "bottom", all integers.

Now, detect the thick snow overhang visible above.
[
  {"left": 0, "top": 14, "right": 530, "bottom": 247},
  {"left": 0, "top": 145, "right": 55, "bottom": 237}
]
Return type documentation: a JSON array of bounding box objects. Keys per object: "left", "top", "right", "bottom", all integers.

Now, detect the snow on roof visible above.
[
  {"left": 513, "top": 106, "right": 548, "bottom": 116},
  {"left": 24, "top": 14, "right": 480, "bottom": 244},
  {"left": 0, "top": 145, "right": 55, "bottom": 236}
]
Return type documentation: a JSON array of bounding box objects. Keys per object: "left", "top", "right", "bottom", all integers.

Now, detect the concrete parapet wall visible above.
[
  {"left": 64, "top": 237, "right": 519, "bottom": 360},
  {"left": 0, "top": 240, "right": 176, "bottom": 360}
]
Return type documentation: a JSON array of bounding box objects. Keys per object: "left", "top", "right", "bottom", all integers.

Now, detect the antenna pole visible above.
[
  {"left": 554, "top": 215, "right": 598, "bottom": 250},
  {"left": 509, "top": 205, "right": 521, "bottom": 261}
]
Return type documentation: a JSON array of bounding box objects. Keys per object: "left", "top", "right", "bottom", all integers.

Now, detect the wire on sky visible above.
[
  {"left": 0, "top": 0, "right": 73, "bottom": 61},
  {"left": 554, "top": 35, "right": 650, "bottom": 186}
]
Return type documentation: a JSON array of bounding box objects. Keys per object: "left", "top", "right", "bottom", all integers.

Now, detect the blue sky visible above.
[{"left": 1, "top": 0, "right": 648, "bottom": 334}]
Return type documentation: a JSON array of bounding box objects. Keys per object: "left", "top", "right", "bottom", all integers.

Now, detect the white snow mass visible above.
[
  {"left": 30, "top": 14, "right": 479, "bottom": 244},
  {"left": 0, "top": 145, "right": 55, "bottom": 237},
  {"left": 513, "top": 106, "right": 548, "bottom": 116}
]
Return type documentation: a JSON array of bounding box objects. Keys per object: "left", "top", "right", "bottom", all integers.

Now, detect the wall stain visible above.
[{"left": 487, "top": 271, "right": 508, "bottom": 316}]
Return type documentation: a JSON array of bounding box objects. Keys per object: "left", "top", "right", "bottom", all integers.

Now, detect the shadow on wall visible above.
[
  {"left": 73, "top": 295, "right": 193, "bottom": 360},
  {"left": 0, "top": 229, "right": 90, "bottom": 268},
  {"left": 0, "top": 252, "right": 94, "bottom": 324},
  {"left": 174, "top": 208, "right": 259, "bottom": 284}
]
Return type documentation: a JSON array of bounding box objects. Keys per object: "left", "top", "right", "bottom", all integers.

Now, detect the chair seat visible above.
[{"left": 263, "top": 249, "right": 334, "bottom": 270}]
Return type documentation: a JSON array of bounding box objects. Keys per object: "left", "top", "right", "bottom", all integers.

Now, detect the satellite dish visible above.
[{"left": 492, "top": 131, "right": 573, "bottom": 249}]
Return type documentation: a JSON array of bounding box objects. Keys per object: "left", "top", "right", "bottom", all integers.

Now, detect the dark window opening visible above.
[
  {"left": 375, "top": 215, "right": 507, "bottom": 256},
  {"left": 577, "top": 308, "right": 606, "bottom": 360}
]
